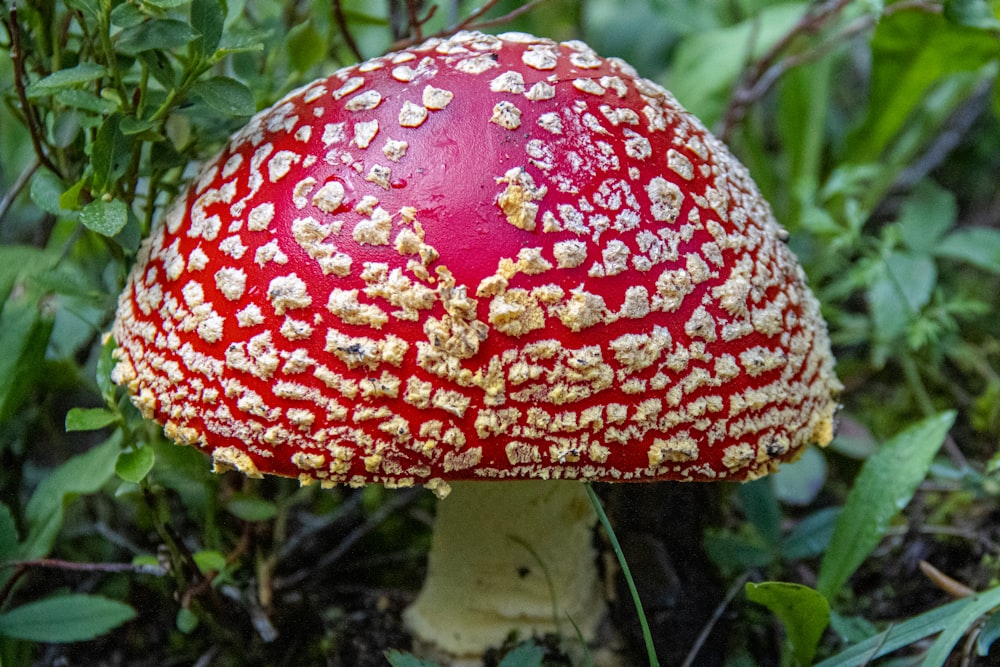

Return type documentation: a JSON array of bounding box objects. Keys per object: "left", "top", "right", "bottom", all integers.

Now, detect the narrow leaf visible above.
[
  {"left": 817, "top": 411, "right": 956, "bottom": 598},
  {"left": 116, "top": 19, "right": 198, "bottom": 54},
  {"left": 191, "top": 0, "right": 225, "bottom": 55},
  {"left": 497, "top": 642, "right": 545, "bottom": 667},
  {"left": 384, "top": 650, "right": 440, "bottom": 667},
  {"left": 936, "top": 227, "right": 1000, "bottom": 274},
  {"left": 746, "top": 582, "right": 830, "bottom": 667},
  {"left": 25, "top": 64, "right": 107, "bottom": 98},
  {"left": 815, "top": 585, "right": 1000, "bottom": 666},
  {"left": 65, "top": 406, "right": 118, "bottom": 432},
  {"left": 0, "top": 594, "right": 135, "bottom": 642},
  {"left": 225, "top": 496, "right": 278, "bottom": 522}
]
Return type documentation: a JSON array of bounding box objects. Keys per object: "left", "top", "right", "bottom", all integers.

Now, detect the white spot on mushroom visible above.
[
  {"left": 490, "top": 101, "right": 522, "bottom": 130},
  {"left": 490, "top": 71, "right": 525, "bottom": 94},
  {"left": 247, "top": 202, "right": 275, "bottom": 232},
  {"left": 525, "top": 81, "right": 556, "bottom": 102},
  {"left": 454, "top": 54, "right": 499, "bottom": 75},
  {"left": 389, "top": 102, "right": 428, "bottom": 134},
  {"left": 422, "top": 86, "right": 454, "bottom": 110},
  {"left": 215, "top": 267, "right": 247, "bottom": 301},
  {"left": 268, "top": 150, "right": 300, "bottom": 183},
  {"left": 236, "top": 303, "right": 264, "bottom": 327},
  {"left": 322, "top": 122, "right": 346, "bottom": 146},
  {"left": 268, "top": 273, "right": 311, "bottom": 315},
  {"left": 312, "top": 181, "right": 345, "bottom": 213},
  {"left": 332, "top": 76, "right": 364, "bottom": 99},
  {"left": 353, "top": 207, "right": 392, "bottom": 245},
  {"left": 382, "top": 139, "right": 409, "bottom": 162},
  {"left": 522, "top": 45, "right": 559, "bottom": 70},
  {"left": 345, "top": 90, "right": 382, "bottom": 112},
  {"left": 537, "top": 111, "right": 562, "bottom": 133},
  {"left": 573, "top": 78, "right": 605, "bottom": 96},
  {"left": 353, "top": 120, "right": 379, "bottom": 148},
  {"left": 646, "top": 177, "right": 684, "bottom": 223}
]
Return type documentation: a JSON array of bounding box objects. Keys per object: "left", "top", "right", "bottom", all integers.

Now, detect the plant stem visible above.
[{"left": 585, "top": 483, "right": 660, "bottom": 667}]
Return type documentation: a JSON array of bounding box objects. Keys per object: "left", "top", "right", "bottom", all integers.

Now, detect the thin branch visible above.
[
  {"left": 0, "top": 557, "right": 167, "bottom": 576},
  {"left": 0, "top": 157, "right": 39, "bottom": 229},
  {"left": 5, "top": 5, "right": 61, "bottom": 176},
  {"left": 332, "top": 0, "right": 363, "bottom": 61},
  {"left": 680, "top": 571, "right": 751, "bottom": 667},
  {"left": 389, "top": 0, "right": 551, "bottom": 52}
]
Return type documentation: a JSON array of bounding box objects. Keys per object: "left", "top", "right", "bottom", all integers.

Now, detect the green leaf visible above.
[
  {"left": 0, "top": 594, "right": 135, "bottom": 642},
  {"left": 497, "top": 643, "right": 545, "bottom": 667},
  {"left": 176, "top": 606, "right": 199, "bottom": 633},
  {"left": 117, "top": 19, "right": 198, "bottom": 54},
  {"left": 65, "top": 407, "right": 118, "bottom": 432},
  {"left": 189, "top": 77, "right": 256, "bottom": 117},
  {"left": 668, "top": 3, "right": 807, "bottom": 126},
  {"left": 867, "top": 250, "right": 937, "bottom": 351},
  {"left": 384, "top": 650, "right": 440, "bottom": 667},
  {"left": 943, "top": 0, "right": 1000, "bottom": 29},
  {"left": 845, "top": 9, "right": 999, "bottom": 163},
  {"left": 116, "top": 446, "right": 156, "bottom": 484},
  {"left": 977, "top": 611, "right": 1000, "bottom": 656},
  {"left": 192, "top": 550, "right": 226, "bottom": 574},
  {"left": 287, "top": 22, "right": 327, "bottom": 73},
  {"left": 771, "top": 446, "right": 828, "bottom": 506},
  {"left": 225, "top": 496, "right": 278, "bottom": 522},
  {"left": 897, "top": 181, "right": 957, "bottom": 254},
  {"left": 30, "top": 169, "right": 72, "bottom": 217},
  {"left": 781, "top": 507, "right": 840, "bottom": 561},
  {"left": 191, "top": 0, "right": 225, "bottom": 56},
  {"left": 25, "top": 64, "right": 107, "bottom": 98},
  {"left": 816, "top": 411, "right": 956, "bottom": 598},
  {"left": 80, "top": 199, "right": 129, "bottom": 237},
  {"left": 0, "top": 503, "right": 19, "bottom": 561},
  {"left": 746, "top": 582, "right": 830, "bottom": 666},
  {"left": 936, "top": 227, "right": 1000, "bottom": 274},
  {"left": 91, "top": 115, "right": 130, "bottom": 193},
  {"left": 22, "top": 435, "right": 120, "bottom": 559}
]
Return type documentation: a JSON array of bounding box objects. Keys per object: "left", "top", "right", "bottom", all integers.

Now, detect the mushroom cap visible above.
[{"left": 111, "top": 31, "right": 840, "bottom": 493}]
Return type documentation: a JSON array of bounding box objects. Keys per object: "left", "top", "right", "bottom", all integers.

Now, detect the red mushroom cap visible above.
[{"left": 111, "top": 31, "right": 840, "bottom": 493}]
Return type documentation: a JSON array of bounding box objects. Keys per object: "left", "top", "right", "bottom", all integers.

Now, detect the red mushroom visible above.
[{"left": 111, "top": 31, "right": 840, "bottom": 659}]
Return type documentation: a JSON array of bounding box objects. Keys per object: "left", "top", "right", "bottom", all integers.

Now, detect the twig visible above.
[
  {"left": 0, "top": 557, "right": 167, "bottom": 576},
  {"left": 389, "top": 0, "right": 550, "bottom": 52},
  {"left": 5, "top": 5, "right": 61, "bottom": 176},
  {"left": 680, "top": 571, "right": 751, "bottom": 667},
  {"left": 332, "top": 0, "right": 363, "bottom": 61},
  {"left": 719, "top": 0, "right": 942, "bottom": 140},
  {"left": 0, "top": 157, "right": 39, "bottom": 229}
]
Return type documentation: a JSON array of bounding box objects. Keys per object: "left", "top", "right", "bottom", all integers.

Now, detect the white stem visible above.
[{"left": 403, "top": 479, "right": 605, "bottom": 659}]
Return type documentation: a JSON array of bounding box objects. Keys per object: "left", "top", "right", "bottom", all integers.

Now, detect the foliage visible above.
[{"left": 2, "top": 0, "right": 1000, "bottom": 665}]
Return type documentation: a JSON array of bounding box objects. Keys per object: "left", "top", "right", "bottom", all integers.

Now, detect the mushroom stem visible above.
[{"left": 403, "top": 479, "right": 605, "bottom": 660}]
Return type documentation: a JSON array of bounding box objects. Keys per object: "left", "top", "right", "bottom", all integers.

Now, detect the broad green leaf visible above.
[
  {"left": 287, "top": 22, "right": 327, "bottom": 73},
  {"left": 781, "top": 507, "right": 840, "bottom": 560},
  {"left": 191, "top": 0, "right": 225, "bottom": 56},
  {"left": 497, "top": 642, "right": 545, "bottom": 667},
  {"left": 738, "top": 478, "right": 782, "bottom": 547},
  {"left": 22, "top": 435, "right": 120, "bottom": 559},
  {"left": 943, "top": 0, "right": 1000, "bottom": 29},
  {"left": 189, "top": 77, "right": 256, "bottom": 117},
  {"left": 176, "top": 606, "right": 199, "bottom": 633},
  {"left": 771, "top": 446, "right": 827, "bottom": 506},
  {"left": 0, "top": 594, "right": 135, "bottom": 642},
  {"left": 704, "top": 527, "right": 775, "bottom": 574},
  {"left": 384, "top": 650, "right": 440, "bottom": 667},
  {"left": 867, "top": 250, "right": 936, "bottom": 352},
  {"left": 97, "top": 336, "right": 118, "bottom": 403},
  {"left": 193, "top": 550, "right": 226, "bottom": 574},
  {"left": 151, "top": 440, "right": 215, "bottom": 517},
  {"left": 109, "top": 1, "right": 146, "bottom": 28},
  {"left": 845, "top": 9, "right": 999, "bottom": 163},
  {"left": 668, "top": 3, "right": 806, "bottom": 126},
  {"left": 816, "top": 411, "right": 956, "bottom": 598},
  {"left": 25, "top": 64, "right": 107, "bottom": 98},
  {"left": 746, "top": 582, "right": 830, "bottom": 666},
  {"left": 65, "top": 406, "right": 118, "bottom": 432},
  {"left": 225, "top": 496, "right": 277, "bottom": 522},
  {"left": 0, "top": 268, "right": 57, "bottom": 423},
  {"left": 815, "top": 586, "right": 1000, "bottom": 666},
  {"left": 81, "top": 198, "right": 129, "bottom": 237},
  {"left": 936, "top": 227, "right": 1000, "bottom": 274},
  {"left": 897, "top": 181, "right": 957, "bottom": 254},
  {"left": 117, "top": 19, "right": 198, "bottom": 54},
  {"left": 0, "top": 503, "right": 19, "bottom": 561},
  {"left": 116, "top": 446, "right": 155, "bottom": 484},
  {"left": 29, "top": 169, "right": 71, "bottom": 216}
]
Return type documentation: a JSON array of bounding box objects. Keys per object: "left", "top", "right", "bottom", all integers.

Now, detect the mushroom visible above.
[{"left": 111, "top": 31, "right": 840, "bottom": 661}]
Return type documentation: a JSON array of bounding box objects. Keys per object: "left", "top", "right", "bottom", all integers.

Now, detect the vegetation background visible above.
[{"left": 2, "top": 0, "right": 1000, "bottom": 664}]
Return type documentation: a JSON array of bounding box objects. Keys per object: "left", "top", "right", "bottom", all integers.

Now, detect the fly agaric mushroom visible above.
[{"left": 111, "top": 30, "right": 840, "bottom": 660}]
